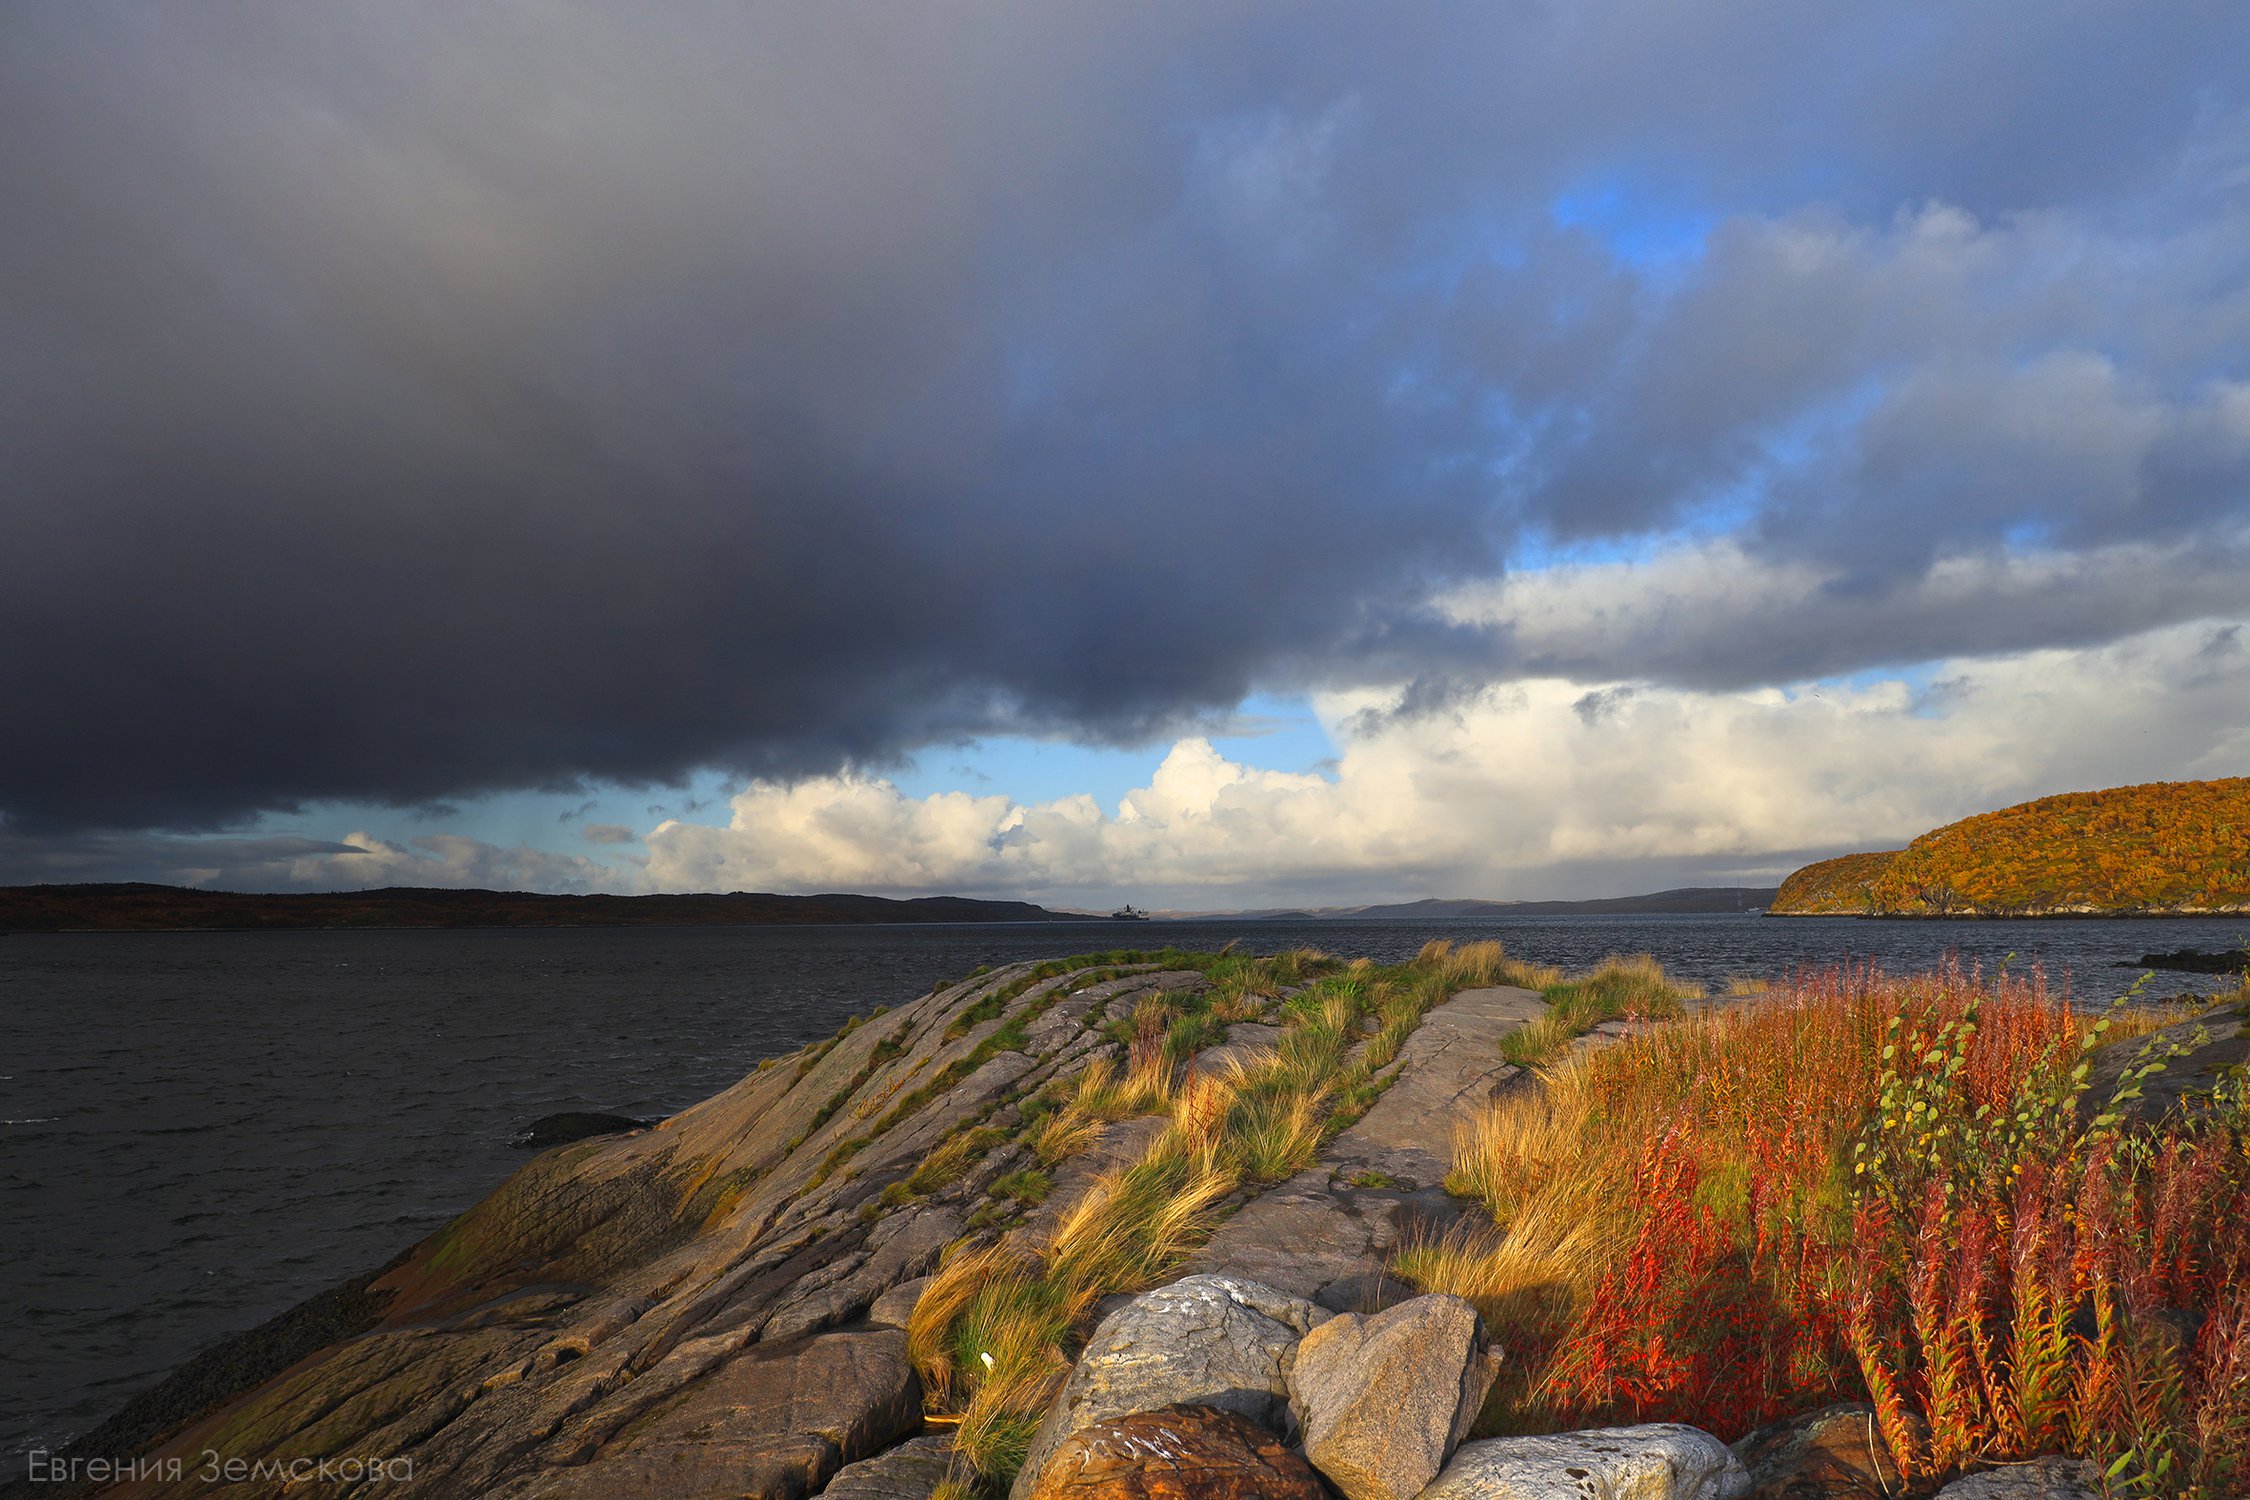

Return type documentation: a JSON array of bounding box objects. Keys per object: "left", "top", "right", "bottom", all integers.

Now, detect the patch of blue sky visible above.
[
  {"left": 1549, "top": 177, "right": 1716, "bottom": 276},
  {"left": 889, "top": 692, "right": 1340, "bottom": 811}
]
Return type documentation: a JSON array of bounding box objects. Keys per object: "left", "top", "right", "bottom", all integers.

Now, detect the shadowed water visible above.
[{"left": 5, "top": 912, "right": 2244, "bottom": 1472}]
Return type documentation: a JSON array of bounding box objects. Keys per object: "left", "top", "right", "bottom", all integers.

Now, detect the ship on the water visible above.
[{"left": 1109, "top": 903, "right": 1152, "bottom": 921}]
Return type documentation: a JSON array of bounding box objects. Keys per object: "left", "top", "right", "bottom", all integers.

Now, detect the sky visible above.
[{"left": 2, "top": 2, "right": 2247, "bottom": 908}]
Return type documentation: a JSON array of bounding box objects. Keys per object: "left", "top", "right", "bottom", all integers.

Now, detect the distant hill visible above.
[
  {"left": 1769, "top": 778, "right": 2250, "bottom": 916},
  {"left": 1219, "top": 887, "right": 1778, "bottom": 920},
  {"left": 0, "top": 883, "right": 1076, "bottom": 932}
]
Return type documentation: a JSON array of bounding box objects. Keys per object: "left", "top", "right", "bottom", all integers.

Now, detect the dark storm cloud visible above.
[{"left": 3, "top": 2, "right": 2247, "bottom": 835}]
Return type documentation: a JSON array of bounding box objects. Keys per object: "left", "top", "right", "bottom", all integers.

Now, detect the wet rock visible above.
[
  {"left": 1730, "top": 1404, "right": 1902, "bottom": 1499},
  {"left": 1288, "top": 1293, "right": 1498, "bottom": 1500},
  {"left": 1010, "top": 1274, "right": 1331, "bottom": 1499},
  {"left": 1420, "top": 1424, "right": 1750, "bottom": 1500},
  {"left": 822, "top": 1433, "right": 962, "bottom": 1500},
  {"left": 1932, "top": 1456, "right": 2101, "bottom": 1499},
  {"left": 521, "top": 1328, "right": 921, "bottom": 1499},
  {"left": 513, "top": 1111, "right": 651, "bottom": 1149},
  {"left": 1024, "top": 1404, "right": 1328, "bottom": 1500}
]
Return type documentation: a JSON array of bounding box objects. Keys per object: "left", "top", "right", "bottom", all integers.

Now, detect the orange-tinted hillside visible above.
[
  {"left": 1768, "top": 851, "right": 1902, "bottom": 914},
  {"left": 1770, "top": 778, "right": 2250, "bottom": 916}
]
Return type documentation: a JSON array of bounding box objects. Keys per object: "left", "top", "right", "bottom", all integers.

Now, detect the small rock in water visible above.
[
  {"left": 513, "top": 1111, "right": 651, "bottom": 1149},
  {"left": 1025, "top": 1404, "right": 1328, "bottom": 1500},
  {"left": 2123, "top": 947, "right": 2250, "bottom": 974},
  {"left": 1419, "top": 1424, "right": 1750, "bottom": 1500},
  {"left": 1287, "top": 1293, "right": 1498, "bottom": 1500},
  {"left": 1931, "top": 1456, "right": 2101, "bottom": 1499}
]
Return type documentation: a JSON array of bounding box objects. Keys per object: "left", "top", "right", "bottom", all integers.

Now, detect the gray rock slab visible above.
[
  {"left": 867, "top": 1275, "right": 928, "bottom": 1331},
  {"left": 1418, "top": 1425, "right": 1750, "bottom": 1500},
  {"left": 1183, "top": 1173, "right": 1461, "bottom": 1302},
  {"left": 521, "top": 1329, "right": 922, "bottom": 1500},
  {"left": 1933, "top": 1457, "right": 2102, "bottom": 1499},
  {"left": 1009, "top": 1273, "right": 1331, "bottom": 1500},
  {"left": 1324, "top": 985, "right": 1546, "bottom": 1189},
  {"left": 822, "top": 1434, "right": 962, "bottom": 1500},
  {"left": 1289, "top": 1294, "right": 1499, "bottom": 1500}
]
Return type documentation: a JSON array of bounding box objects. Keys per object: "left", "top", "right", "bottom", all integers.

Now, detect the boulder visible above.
[
  {"left": 1730, "top": 1403, "right": 1902, "bottom": 1499},
  {"left": 523, "top": 1328, "right": 922, "bottom": 1499},
  {"left": 823, "top": 1434, "right": 963, "bottom": 1500},
  {"left": 1009, "top": 1274, "right": 1331, "bottom": 1499},
  {"left": 1287, "top": 1293, "right": 1499, "bottom": 1500},
  {"left": 1024, "top": 1404, "right": 1329, "bottom": 1500},
  {"left": 1419, "top": 1424, "right": 1750, "bottom": 1500},
  {"left": 1932, "top": 1457, "right": 2101, "bottom": 1499},
  {"left": 868, "top": 1275, "right": 929, "bottom": 1330}
]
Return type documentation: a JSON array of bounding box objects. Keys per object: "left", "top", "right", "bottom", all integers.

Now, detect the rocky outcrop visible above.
[
  {"left": 1023, "top": 1405, "right": 1328, "bottom": 1500},
  {"left": 512, "top": 1329, "right": 921, "bottom": 1499},
  {"left": 1286, "top": 1294, "right": 1498, "bottom": 1500},
  {"left": 1932, "top": 1456, "right": 2101, "bottom": 1499},
  {"left": 1010, "top": 1274, "right": 1332, "bottom": 1498},
  {"left": 2078, "top": 1001, "right": 2249, "bottom": 1128},
  {"left": 78, "top": 960, "right": 1210, "bottom": 1499},
  {"left": 74, "top": 954, "right": 1789, "bottom": 1500},
  {"left": 1419, "top": 1425, "right": 1751, "bottom": 1500}
]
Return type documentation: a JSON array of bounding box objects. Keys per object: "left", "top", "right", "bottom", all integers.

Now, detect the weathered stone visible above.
[
  {"left": 1010, "top": 1274, "right": 1331, "bottom": 1499},
  {"left": 1289, "top": 1293, "right": 1498, "bottom": 1500},
  {"left": 822, "top": 1433, "right": 963, "bottom": 1500},
  {"left": 1420, "top": 1424, "right": 1751, "bottom": 1500},
  {"left": 1184, "top": 1172, "right": 1459, "bottom": 1300},
  {"left": 521, "top": 1329, "right": 922, "bottom": 1499},
  {"left": 1324, "top": 985, "right": 1547, "bottom": 1189},
  {"left": 1025, "top": 1404, "right": 1329, "bottom": 1500},
  {"left": 1932, "top": 1456, "right": 2101, "bottom": 1500},
  {"left": 1730, "top": 1403, "right": 1902, "bottom": 1499},
  {"left": 869, "top": 1275, "right": 929, "bottom": 1330}
]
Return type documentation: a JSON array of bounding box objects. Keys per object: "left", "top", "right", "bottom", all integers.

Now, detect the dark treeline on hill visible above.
[
  {"left": 1771, "top": 778, "right": 2250, "bottom": 917},
  {"left": 0, "top": 883, "right": 1076, "bottom": 932}
]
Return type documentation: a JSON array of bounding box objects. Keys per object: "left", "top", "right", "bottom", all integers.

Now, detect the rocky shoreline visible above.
[{"left": 28, "top": 952, "right": 2174, "bottom": 1500}]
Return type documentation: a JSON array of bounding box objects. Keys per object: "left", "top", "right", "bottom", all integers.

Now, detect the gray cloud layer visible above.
[{"left": 4, "top": 2, "right": 2246, "bottom": 836}]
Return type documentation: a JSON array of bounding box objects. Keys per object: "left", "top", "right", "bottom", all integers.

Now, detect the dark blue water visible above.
[{"left": 4, "top": 913, "right": 2244, "bottom": 1472}]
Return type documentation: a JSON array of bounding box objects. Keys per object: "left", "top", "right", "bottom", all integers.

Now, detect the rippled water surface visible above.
[{"left": 6, "top": 912, "right": 2245, "bottom": 1471}]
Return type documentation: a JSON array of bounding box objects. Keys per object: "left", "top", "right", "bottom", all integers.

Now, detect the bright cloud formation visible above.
[{"left": 642, "top": 616, "right": 2250, "bottom": 905}]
